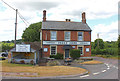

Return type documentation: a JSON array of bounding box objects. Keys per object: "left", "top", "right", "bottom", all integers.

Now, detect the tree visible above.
[
  {"left": 70, "top": 49, "right": 80, "bottom": 60},
  {"left": 22, "top": 22, "right": 42, "bottom": 42},
  {"left": 118, "top": 35, "right": 120, "bottom": 56},
  {"left": 93, "top": 39, "right": 104, "bottom": 49}
]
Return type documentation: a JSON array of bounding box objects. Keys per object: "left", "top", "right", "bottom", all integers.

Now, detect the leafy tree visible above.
[
  {"left": 118, "top": 35, "right": 120, "bottom": 56},
  {"left": 93, "top": 39, "right": 104, "bottom": 49},
  {"left": 22, "top": 22, "right": 42, "bottom": 42}
]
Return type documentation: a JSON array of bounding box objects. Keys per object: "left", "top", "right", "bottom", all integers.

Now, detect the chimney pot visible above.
[
  {"left": 43, "top": 10, "right": 46, "bottom": 22},
  {"left": 82, "top": 12, "right": 86, "bottom": 23},
  {"left": 65, "top": 19, "right": 71, "bottom": 22}
]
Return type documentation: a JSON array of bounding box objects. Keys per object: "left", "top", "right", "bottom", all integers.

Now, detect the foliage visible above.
[
  {"left": 118, "top": 35, "right": 120, "bottom": 56},
  {"left": 47, "top": 60, "right": 60, "bottom": 66},
  {"left": 2, "top": 42, "right": 14, "bottom": 52},
  {"left": 50, "top": 53, "right": 63, "bottom": 59},
  {"left": 93, "top": 39, "right": 104, "bottom": 49},
  {"left": 70, "top": 49, "right": 80, "bottom": 60},
  {"left": 22, "top": 22, "right": 42, "bottom": 42}
]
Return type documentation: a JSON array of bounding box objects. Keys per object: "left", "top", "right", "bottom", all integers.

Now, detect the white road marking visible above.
[
  {"left": 102, "top": 70, "right": 107, "bottom": 73},
  {"left": 80, "top": 75, "right": 89, "bottom": 78},
  {"left": 107, "top": 67, "right": 110, "bottom": 70},
  {"left": 93, "top": 72, "right": 100, "bottom": 75}
]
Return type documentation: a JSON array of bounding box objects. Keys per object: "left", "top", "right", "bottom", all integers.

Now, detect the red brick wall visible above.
[
  {"left": 83, "top": 45, "right": 91, "bottom": 57},
  {"left": 84, "top": 31, "right": 91, "bottom": 41},
  {"left": 57, "top": 31, "right": 64, "bottom": 41},
  {"left": 42, "top": 30, "right": 50, "bottom": 41},
  {"left": 43, "top": 45, "right": 50, "bottom": 57},
  {"left": 71, "top": 31, "right": 77, "bottom": 41},
  {"left": 42, "top": 30, "right": 91, "bottom": 57}
]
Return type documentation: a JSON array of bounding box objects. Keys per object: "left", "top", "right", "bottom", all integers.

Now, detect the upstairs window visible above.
[
  {"left": 65, "top": 31, "right": 70, "bottom": 41},
  {"left": 78, "top": 32, "right": 83, "bottom": 41},
  {"left": 51, "top": 31, "right": 56, "bottom": 40}
]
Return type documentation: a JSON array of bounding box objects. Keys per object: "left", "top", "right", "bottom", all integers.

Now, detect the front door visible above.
[{"left": 65, "top": 49, "right": 69, "bottom": 58}]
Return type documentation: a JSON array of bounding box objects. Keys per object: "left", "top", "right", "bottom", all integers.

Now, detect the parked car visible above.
[{"left": 1, "top": 52, "right": 8, "bottom": 57}]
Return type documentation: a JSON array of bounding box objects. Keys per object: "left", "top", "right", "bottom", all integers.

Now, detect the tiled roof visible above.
[{"left": 42, "top": 21, "right": 91, "bottom": 31}]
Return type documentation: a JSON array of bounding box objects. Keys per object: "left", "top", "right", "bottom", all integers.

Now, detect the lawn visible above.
[
  {"left": 1, "top": 60, "right": 87, "bottom": 77},
  {"left": 80, "top": 60, "right": 103, "bottom": 65},
  {"left": 91, "top": 54, "right": 120, "bottom": 60}
]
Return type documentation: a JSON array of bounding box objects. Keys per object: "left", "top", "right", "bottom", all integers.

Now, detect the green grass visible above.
[
  {"left": 91, "top": 54, "right": 120, "bottom": 59},
  {"left": 1, "top": 59, "right": 34, "bottom": 67}
]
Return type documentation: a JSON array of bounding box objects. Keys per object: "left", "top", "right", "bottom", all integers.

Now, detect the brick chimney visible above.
[
  {"left": 65, "top": 19, "right": 71, "bottom": 22},
  {"left": 43, "top": 10, "right": 46, "bottom": 22},
  {"left": 82, "top": 12, "right": 86, "bottom": 23}
]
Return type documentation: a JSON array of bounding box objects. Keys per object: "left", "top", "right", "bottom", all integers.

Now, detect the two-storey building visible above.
[{"left": 41, "top": 10, "right": 92, "bottom": 58}]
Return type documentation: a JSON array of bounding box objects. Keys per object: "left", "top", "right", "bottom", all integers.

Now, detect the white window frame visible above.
[
  {"left": 65, "top": 31, "right": 70, "bottom": 41},
  {"left": 50, "top": 46, "right": 57, "bottom": 55},
  {"left": 77, "top": 46, "right": 84, "bottom": 56},
  {"left": 78, "top": 32, "right": 83, "bottom": 41},
  {"left": 50, "top": 31, "right": 57, "bottom": 40}
]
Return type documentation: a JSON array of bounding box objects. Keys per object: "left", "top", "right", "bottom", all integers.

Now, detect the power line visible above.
[
  {"left": 1, "top": 0, "right": 30, "bottom": 26},
  {"left": 1, "top": 0, "right": 16, "bottom": 11}
]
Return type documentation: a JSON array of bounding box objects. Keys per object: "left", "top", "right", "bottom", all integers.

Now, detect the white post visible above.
[{"left": 34, "top": 52, "right": 36, "bottom": 64}]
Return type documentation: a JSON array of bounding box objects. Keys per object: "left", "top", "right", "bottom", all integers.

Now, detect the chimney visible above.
[
  {"left": 82, "top": 12, "right": 86, "bottom": 23},
  {"left": 43, "top": 10, "right": 46, "bottom": 22},
  {"left": 65, "top": 19, "right": 71, "bottom": 22}
]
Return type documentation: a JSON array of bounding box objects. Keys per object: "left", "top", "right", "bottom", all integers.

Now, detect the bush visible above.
[
  {"left": 20, "top": 60, "right": 25, "bottom": 64},
  {"left": 50, "top": 53, "right": 63, "bottom": 59},
  {"left": 47, "top": 60, "right": 60, "bottom": 66},
  {"left": 30, "top": 60, "right": 34, "bottom": 65},
  {"left": 70, "top": 49, "right": 80, "bottom": 60}
]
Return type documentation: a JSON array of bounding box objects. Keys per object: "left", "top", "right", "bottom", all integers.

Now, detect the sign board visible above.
[
  {"left": 43, "top": 41, "right": 90, "bottom": 45},
  {"left": 16, "top": 44, "right": 30, "bottom": 52},
  {"left": 86, "top": 48, "right": 89, "bottom": 52},
  {"left": 44, "top": 48, "right": 48, "bottom": 52}
]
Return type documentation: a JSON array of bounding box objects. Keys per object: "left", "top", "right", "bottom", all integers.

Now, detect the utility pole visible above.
[
  {"left": 97, "top": 33, "right": 99, "bottom": 48},
  {"left": 14, "top": 9, "right": 18, "bottom": 49}
]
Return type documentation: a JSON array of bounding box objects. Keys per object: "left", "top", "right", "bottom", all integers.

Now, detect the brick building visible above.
[{"left": 40, "top": 10, "right": 92, "bottom": 58}]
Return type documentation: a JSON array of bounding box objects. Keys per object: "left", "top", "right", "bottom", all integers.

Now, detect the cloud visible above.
[{"left": 92, "top": 21, "right": 118, "bottom": 41}]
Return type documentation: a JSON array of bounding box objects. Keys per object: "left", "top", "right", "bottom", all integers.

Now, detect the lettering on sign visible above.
[{"left": 43, "top": 41, "right": 90, "bottom": 45}]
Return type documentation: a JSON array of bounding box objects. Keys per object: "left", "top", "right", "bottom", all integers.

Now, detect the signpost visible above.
[{"left": 16, "top": 44, "right": 30, "bottom": 52}]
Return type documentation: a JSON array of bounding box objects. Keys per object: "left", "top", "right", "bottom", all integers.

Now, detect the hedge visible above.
[
  {"left": 50, "top": 53, "right": 63, "bottom": 59},
  {"left": 70, "top": 49, "right": 80, "bottom": 60}
]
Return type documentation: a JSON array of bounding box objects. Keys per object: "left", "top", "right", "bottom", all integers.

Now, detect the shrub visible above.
[
  {"left": 47, "top": 60, "right": 60, "bottom": 66},
  {"left": 50, "top": 53, "right": 63, "bottom": 59},
  {"left": 20, "top": 60, "right": 25, "bottom": 64},
  {"left": 70, "top": 49, "right": 80, "bottom": 60},
  {"left": 30, "top": 60, "right": 34, "bottom": 65}
]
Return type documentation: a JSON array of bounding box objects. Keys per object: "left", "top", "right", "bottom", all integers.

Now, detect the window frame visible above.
[
  {"left": 77, "top": 46, "right": 84, "bottom": 56},
  {"left": 50, "top": 31, "right": 57, "bottom": 40},
  {"left": 50, "top": 45, "right": 57, "bottom": 55},
  {"left": 77, "top": 32, "right": 83, "bottom": 41},
  {"left": 64, "top": 31, "right": 71, "bottom": 41}
]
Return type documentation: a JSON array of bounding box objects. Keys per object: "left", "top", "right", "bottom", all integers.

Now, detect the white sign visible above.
[
  {"left": 43, "top": 41, "right": 90, "bottom": 45},
  {"left": 86, "top": 48, "right": 89, "bottom": 52},
  {"left": 16, "top": 44, "right": 30, "bottom": 52},
  {"left": 44, "top": 48, "right": 48, "bottom": 52}
]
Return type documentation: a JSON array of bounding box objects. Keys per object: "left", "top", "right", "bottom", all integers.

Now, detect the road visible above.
[{"left": 57, "top": 57, "right": 119, "bottom": 79}]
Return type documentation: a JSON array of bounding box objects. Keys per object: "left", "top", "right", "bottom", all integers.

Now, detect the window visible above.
[
  {"left": 78, "top": 32, "right": 83, "bottom": 41},
  {"left": 51, "top": 46, "right": 56, "bottom": 55},
  {"left": 65, "top": 31, "right": 70, "bottom": 41},
  {"left": 78, "top": 47, "right": 83, "bottom": 55},
  {"left": 51, "top": 31, "right": 56, "bottom": 40}
]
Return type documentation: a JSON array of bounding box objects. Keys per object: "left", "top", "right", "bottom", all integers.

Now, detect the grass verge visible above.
[
  {"left": 80, "top": 60, "right": 103, "bottom": 65},
  {"left": 1, "top": 60, "right": 87, "bottom": 77}
]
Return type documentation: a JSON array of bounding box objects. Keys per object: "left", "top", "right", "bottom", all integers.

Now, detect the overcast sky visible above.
[{"left": 0, "top": 0, "right": 119, "bottom": 42}]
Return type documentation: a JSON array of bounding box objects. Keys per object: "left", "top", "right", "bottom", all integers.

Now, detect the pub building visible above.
[{"left": 40, "top": 10, "right": 92, "bottom": 59}]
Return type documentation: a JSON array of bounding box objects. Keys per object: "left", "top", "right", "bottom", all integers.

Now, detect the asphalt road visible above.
[{"left": 57, "top": 57, "right": 119, "bottom": 79}]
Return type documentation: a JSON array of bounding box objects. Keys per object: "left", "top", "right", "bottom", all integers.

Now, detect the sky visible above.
[{"left": 0, "top": 0, "right": 119, "bottom": 42}]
